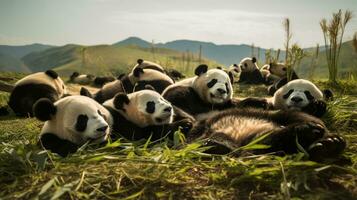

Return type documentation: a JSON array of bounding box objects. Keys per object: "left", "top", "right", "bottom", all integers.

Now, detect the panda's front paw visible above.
[
  {"left": 308, "top": 135, "right": 346, "bottom": 161},
  {"left": 175, "top": 119, "right": 193, "bottom": 134},
  {"left": 304, "top": 100, "right": 327, "bottom": 117},
  {"left": 240, "top": 98, "right": 268, "bottom": 109},
  {"left": 293, "top": 122, "right": 326, "bottom": 148}
]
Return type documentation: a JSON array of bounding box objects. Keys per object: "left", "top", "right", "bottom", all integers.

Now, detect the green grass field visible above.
[{"left": 0, "top": 74, "right": 356, "bottom": 199}]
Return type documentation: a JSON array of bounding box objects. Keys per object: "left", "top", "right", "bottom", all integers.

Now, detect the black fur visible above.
[
  {"left": 301, "top": 100, "right": 327, "bottom": 118},
  {"left": 188, "top": 108, "right": 345, "bottom": 160},
  {"left": 105, "top": 105, "right": 194, "bottom": 141},
  {"left": 252, "top": 57, "right": 257, "bottom": 63},
  {"left": 45, "top": 70, "right": 58, "bottom": 79},
  {"left": 133, "top": 80, "right": 173, "bottom": 93},
  {"left": 93, "top": 76, "right": 115, "bottom": 87},
  {"left": 75, "top": 114, "right": 88, "bottom": 132},
  {"left": 267, "top": 74, "right": 299, "bottom": 96},
  {"left": 140, "top": 65, "right": 165, "bottom": 73},
  {"left": 323, "top": 89, "right": 334, "bottom": 101},
  {"left": 70, "top": 72, "right": 79, "bottom": 81},
  {"left": 146, "top": 101, "right": 156, "bottom": 113},
  {"left": 133, "top": 67, "right": 144, "bottom": 78},
  {"left": 195, "top": 64, "right": 208, "bottom": 76},
  {"left": 238, "top": 69, "right": 265, "bottom": 84},
  {"left": 80, "top": 87, "right": 93, "bottom": 98},
  {"left": 207, "top": 79, "right": 217, "bottom": 88},
  {"left": 113, "top": 93, "right": 130, "bottom": 111},
  {"left": 8, "top": 83, "right": 60, "bottom": 117},
  {"left": 39, "top": 133, "right": 79, "bottom": 157},
  {"left": 167, "top": 69, "right": 185, "bottom": 80},
  {"left": 137, "top": 59, "right": 144, "bottom": 64},
  {"left": 33, "top": 98, "right": 57, "bottom": 121}
]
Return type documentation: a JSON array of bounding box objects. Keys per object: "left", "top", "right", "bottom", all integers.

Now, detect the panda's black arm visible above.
[
  {"left": 269, "top": 110, "right": 325, "bottom": 127},
  {"left": 301, "top": 100, "right": 327, "bottom": 118},
  {"left": 173, "top": 106, "right": 195, "bottom": 121},
  {"left": 39, "top": 133, "right": 79, "bottom": 157},
  {"left": 233, "top": 97, "right": 268, "bottom": 109}
]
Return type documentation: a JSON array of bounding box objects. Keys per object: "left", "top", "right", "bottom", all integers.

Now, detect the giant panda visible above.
[
  {"left": 33, "top": 95, "right": 113, "bottom": 157},
  {"left": 267, "top": 79, "right": 333, "bottom": 118},
  {"left": 132, "top": 59, "right": 165, "bottom": 73},
  {"left": 69, "top": 72, "right": 95, "bottom": 85},
  {"left": 101, "top": 90, "right": 194, "bottom": 141},
  {"left": 188, "top": 108, "right": 346, "bottom": 161},
  {"left": 93, "top": 76, "right": 115, "bottom": 87},
  {"left": 238, "top": 57, "right": 265, "bottom": 84},
  {"left": 8, "top": 70, "right": 67, "bottom": 116},
  {"left": 88, "top": 67, "right": 174, "bottom": 103},
  {"left": 162, "top": 64, "right": 266, "bottom": 119}
]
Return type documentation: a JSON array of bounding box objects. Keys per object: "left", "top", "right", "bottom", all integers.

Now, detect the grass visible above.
[{"left": 0, "top": 78, "right": 357, "bottom": 199}]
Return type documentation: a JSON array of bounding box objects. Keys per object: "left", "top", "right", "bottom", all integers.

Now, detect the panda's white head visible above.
[
  {"left": 272, "top": 79, "right": 324, "bottom": 110},
  {"left": 193, "top": 65, "right": 233, "bottom": 104},
  {"left": 34, "top": 96, "right": 112, "bottom": 146},
  {"left": 104, "top": 90, "right": 174, "bottom": 127},
  {"left": 239, "top": 57, "right": 258, "bottom": 72},
  {"left": 269, "top": 63, "right": 288, "bottom": 78}
]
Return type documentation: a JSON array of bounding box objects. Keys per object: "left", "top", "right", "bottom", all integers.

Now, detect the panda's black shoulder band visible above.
[
  {"left": 133, "top": 68, "right": 144, "bottom": 77},
  {"left": 45, "top": 70, "right": 59, "bottom": 79}
]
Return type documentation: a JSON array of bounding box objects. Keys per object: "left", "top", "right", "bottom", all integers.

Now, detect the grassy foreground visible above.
[{"left": 0, "top": 78, "right": 356, "bottom": 199}]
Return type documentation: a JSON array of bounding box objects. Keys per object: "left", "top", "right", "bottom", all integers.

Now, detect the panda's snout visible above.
[
  {"left": 96, "top": 125, "right": 108, "bottom": 132},
  {"left": 217, "top": 88, "right": 226, "bottom": 94},
  {"left": 291, "top": 96, "right": 303, "bottom": 103}
]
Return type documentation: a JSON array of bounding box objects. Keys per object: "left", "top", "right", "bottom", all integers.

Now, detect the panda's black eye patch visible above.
[
  {"left": 244, "top": 63, "right": 248, "bottom": 67},
  {"left": 146, "top": 101, "right": 155, "bottom": 114},
  {"left": 225, "top": 83, "right": 230, "bottom": 93},
  {"left": 283, "top": 89, "right": 294, "bottom": 99},
  {"left": 304, "top": 91, "right": 315, "bottom": 100},
  {"left": 75, "top": 114, "right": 88, "bottom": 132},
  {"left": 97, "top": 110, "right": 102, "bottom": 116},
  {"left": 207, "top": 79, "right": 217, "bottom": 88}
]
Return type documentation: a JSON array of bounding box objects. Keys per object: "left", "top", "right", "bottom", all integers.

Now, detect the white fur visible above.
[
  {"left": 131, "top": 60, "right": 164, "bottom": 72},
  {"left": 16, "top": 71, "right": 67, "bottom": 96},
  {"left": 239, "top": 57, "right": 259, "bottom": 72},
  {"left": 41, "top": 96, "right": 113, "bottom": 145},
  {"left": 272, "top": 79, "right": 323, "bottom": 110},
  {"left": 128, "top": 69, "right": 174, "bottom": 84},
  {"left": 104, "top": 90, "right": 174, "bottom": 127}
]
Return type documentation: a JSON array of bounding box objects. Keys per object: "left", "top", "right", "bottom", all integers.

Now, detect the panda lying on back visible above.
[
  {"left": 101, "top": 90, "right": 194, "bottom": 141},
  {"left": 33, "top": 95, "right": 113, "bottom": 157},
  {"left": 162, "top": 64, "right": 266, "bottom": 119},
  {"left": 188, "top": 108, "right": 345, "bottom": 161}
]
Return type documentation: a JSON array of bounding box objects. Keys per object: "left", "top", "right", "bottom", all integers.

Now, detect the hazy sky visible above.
[{"left": 0, "top": 0, "right": 356, "bottom": 48}]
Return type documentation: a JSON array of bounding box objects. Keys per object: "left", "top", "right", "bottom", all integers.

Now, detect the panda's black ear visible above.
[
  {"left": 252, "top": 57, "right": 257, "bottom": 63},
  {"left": 71, "top": 72, "right": 79, "bottom": 77},
  {"left": 80, "top": 87, "right": 93, "bottom": 98},
  {"left": 33, "top": 98, "right": 57, "bottom": 121},
  {"left": 45, "top": 70, "right": 58, "bottom": 79},
  {"left": 133, "top": 68, "right": 144, "bottom": 78},
  {"left": 113, "top": 93, "right": 130, "bottom": 110},
  {"left": 195, "top": 64, "right": 208, "bottom": 76},
  {"left": 233, "top": 64, "right": 238, "bottom": 68},
  {"left": 117, "top": 73, "right": 126, "bottom": 80},
  {"left": 228, "top": 71, "right": 234, "bottom": 84},
  {"left": 137, "top": 59, "right": 144, "bottom": 64},
  {"left": 216, "top": 66, "right": 222, "bottom": 70},
  {"left": 323, "top": 89, "right": 334, "bottom": 101}
]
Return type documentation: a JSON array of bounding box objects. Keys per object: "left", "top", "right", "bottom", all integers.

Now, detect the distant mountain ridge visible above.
[
  {"left": 0, "top": 43, "right": 54, "bottom": 59},
  {"left": 114, "top": 37, "right": 269, "bottom": 66}
]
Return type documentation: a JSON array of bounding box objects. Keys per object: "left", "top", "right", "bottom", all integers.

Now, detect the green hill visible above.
[
  {"left": 297, "top": 40, "right": 357, "bottom": 79},
  {"left": 22, "top": 44, "right": 221, "bottom": 76},
  {"left": 0, "top": 43, "right": 54, "bottom": 59},
  {"left": 0, "top": 53, "right": 30, "bottom": 72}
]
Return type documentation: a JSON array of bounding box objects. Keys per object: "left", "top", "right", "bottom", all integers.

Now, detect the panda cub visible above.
[
  {"left": 132, "top": 59, "right": 166, "bottom": 73},
  {"left": 102, "top": 90, "right": 194, "bottom": 141},
  {"left": 91, "top": 67, "right": 174, "bottom": 103},
  {"left": 93, "top": 76, "right": 115, "bottom": 87},
  {"left": 33, "top": 95, "right": 113, "bottom": 157},
  {"left": 261, "top": 63, "right": 299, "bottom": 85},
  {"left": 188, "top": 108, "right": 346, "bottom": 161},
  {"left": 162, "top": 64, "right": 265, "bottom": 119},
  {"left": 267, "top": 79, "right": 333, "bottom": 118},
  {"left": 238, "top": 57, "right": 265, "bottom": 84},
  {"left": 8, "top": 70, "right": 67, "bottom": 116},
  {"left": 69, "top": 72, "right": 95, "bottom": 85}
]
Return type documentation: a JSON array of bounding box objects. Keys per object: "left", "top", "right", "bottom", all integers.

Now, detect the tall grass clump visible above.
[
  {"left": 309, "top": 44, "right": 320, "bottom": 80},
  {"left": 283, "top": 18, "right": 308, "bottom": 81},
  {"left": 320, "top": 9, "right": 353, "bottom": 85},
  {"left": 353, "top": 32, "right": 357, "bottom": 53}
]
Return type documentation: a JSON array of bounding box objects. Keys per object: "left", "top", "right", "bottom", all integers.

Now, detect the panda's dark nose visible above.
[
  {"left": 291, "top": 96, "right": 303, "bottom": 103},
  {"left": 217, "top": 88, "right": 226, "bottom": 94},
  {"left": 164, "top": 107, "right": 172, "bottom": 112},
  {"left": 96, "top": 125, "right": 108, "bottom": 132}
]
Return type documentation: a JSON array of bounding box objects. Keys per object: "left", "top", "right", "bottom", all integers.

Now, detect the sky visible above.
[{"left": 0, "top": 0, "right": 356, "bottom": 49}]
